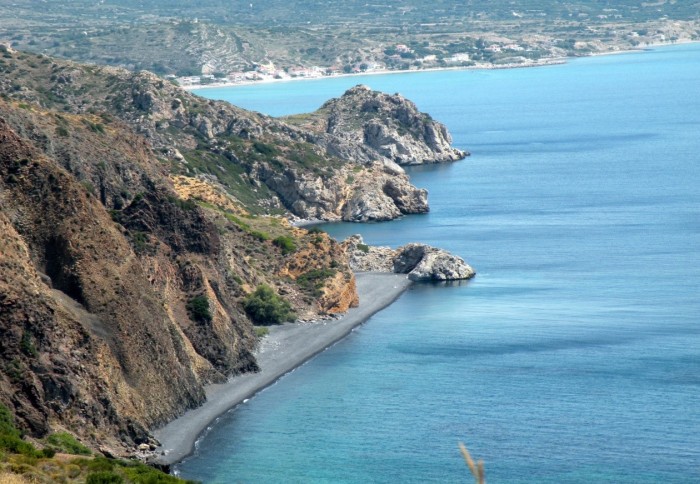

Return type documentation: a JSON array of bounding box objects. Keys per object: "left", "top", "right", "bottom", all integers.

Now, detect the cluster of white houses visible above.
[
  {"left": 174, "top": 41, "right": 536, "bottom": 87},
  {"left": 175, "top": 61, "right": 383, "bottom": 87}
]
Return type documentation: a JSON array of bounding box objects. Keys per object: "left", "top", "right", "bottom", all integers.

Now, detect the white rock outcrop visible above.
[
  {"left": 343, "top": 235, "right": 475, "bottom": 281},
  {"left": 393, "top": 243, "right": 475, "bottom": 281}
]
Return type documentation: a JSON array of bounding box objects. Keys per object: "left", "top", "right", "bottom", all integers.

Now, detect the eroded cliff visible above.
[
  {"left": 0, "top": 52, "right": 465, "bottom": 223},
  {"left": 0, "top": 98, "right": 355, "bottom": 455},
  {"left": 0, "top": 48, "right": 468, "bottom": 456}
]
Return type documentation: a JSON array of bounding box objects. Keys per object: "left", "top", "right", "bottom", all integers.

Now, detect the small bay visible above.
[{"left": 179, "top": 44, "right": 700, "bottom": 483}]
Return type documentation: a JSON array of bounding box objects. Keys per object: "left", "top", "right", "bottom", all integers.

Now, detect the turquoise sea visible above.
[{"left": 180, "top": 44, "right": 700, "bottom": 483}]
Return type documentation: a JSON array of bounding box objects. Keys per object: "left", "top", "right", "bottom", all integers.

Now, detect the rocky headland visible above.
[
  {"left": 0, "top": 48, "right": 473, "bottom": 463},
  {"left": 0, "top": 52, "right": 467, "bottom": 223},
  {"left": 284, "top": 85, "right": 468, "bottom": 166}
]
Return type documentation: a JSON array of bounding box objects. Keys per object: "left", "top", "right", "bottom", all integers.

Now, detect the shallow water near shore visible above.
[{"left": 180, "top": 44, "right": 700, "bottom": 482}]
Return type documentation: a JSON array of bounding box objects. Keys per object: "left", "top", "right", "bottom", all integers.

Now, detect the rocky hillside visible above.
[
  {"left": 0, "top": 47, "right": 466, "bottom": 222},
  {"left": 0, "top": 96, "right": 356, "bottom": 456},
  {"left": 285, "top": 85, "right": 467, "bottom": 166},
  {"left": 0, "top": 47, "right": 467, "bottom": 456}
]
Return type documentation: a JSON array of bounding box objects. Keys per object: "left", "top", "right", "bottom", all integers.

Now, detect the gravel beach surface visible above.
[{"left": 153, "top": 272, "right": 412, "bottom": 465}]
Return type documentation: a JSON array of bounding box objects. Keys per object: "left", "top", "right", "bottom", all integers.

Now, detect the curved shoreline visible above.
[
  {"left": 179, "top": 40, "right": 700, "bottom": 92},
  {"left": 152, "top": 272, "right": 412, "bottom": 466}
]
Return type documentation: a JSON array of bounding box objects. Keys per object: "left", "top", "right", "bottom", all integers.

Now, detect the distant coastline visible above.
[
  {"left": 180, "top": 40, "right": 699, "bottom": 92},
  {"left": 180, "top": 58, "right": 566, "bottom": 91}
]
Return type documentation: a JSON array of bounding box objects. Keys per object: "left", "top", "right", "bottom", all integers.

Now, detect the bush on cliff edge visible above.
[{"left": 243, "top": 285, "right": 296, "bottom": 326}]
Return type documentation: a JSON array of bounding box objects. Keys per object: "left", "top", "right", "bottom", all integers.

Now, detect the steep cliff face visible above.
[
  {"left": 0, "top": 52, "right": 467, "bottom": 222},
  {"left": 278, "top": 229, "right": 359, "bottom": 314},
  {"left": 0, "top": 117, "right": 204, "bottom": 451},
  {"left": 0, "top": 99, "right": 355, "bottom": 454},
  {"left": 286, "top": 85, "right": 468, "bottom": 165}
]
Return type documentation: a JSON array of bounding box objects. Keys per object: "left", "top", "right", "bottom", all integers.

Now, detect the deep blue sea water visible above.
[{"left": 180, "top": 44, "right": 700, "bottom": 483}]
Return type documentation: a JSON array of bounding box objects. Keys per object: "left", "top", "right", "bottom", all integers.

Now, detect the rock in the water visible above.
[
  {"left": 393, "top": 243, "right": 475, "bottom": 281},
  {"left": 341, "top": 236, "right": 475, "bottom": 281}
]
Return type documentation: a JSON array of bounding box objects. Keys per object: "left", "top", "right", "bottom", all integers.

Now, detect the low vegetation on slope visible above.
[
  {"left": 0, "top": 47, "right": 448, "bottom": 222},
  {"left": 0, "top": 404, "right": 191, "bottom": 483}
]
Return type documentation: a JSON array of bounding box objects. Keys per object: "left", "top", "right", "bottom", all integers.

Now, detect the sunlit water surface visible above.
[{"left": 179, "top": 44, "right": 700, "bottom": 483}]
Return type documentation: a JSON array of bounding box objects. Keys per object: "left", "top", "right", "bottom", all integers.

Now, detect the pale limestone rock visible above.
[
  {"left": 342, "top": 236, "right": 475, "bottom": 281},
  {"left": 311, "top": 85, "right": 468, "bottom": 166},
  {"left": 342, "top": 235, "right": 397, "bottom": 272},
  {"left": 393, "top": 243, "right": 475, "bottom": 281},
  {"left": 342, "top": 187, "right": 401, "bottom": 222}
]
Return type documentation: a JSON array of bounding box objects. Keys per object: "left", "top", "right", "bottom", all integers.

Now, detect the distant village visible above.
[
  {"left": 174, "top": 63, "right": 341, "bottom": 87},
  {"left": 174, "top": 43, "right": 489, "bottom": 88},
  {"left": 172, "top": 26, "right": 680, "bottom": 88}
]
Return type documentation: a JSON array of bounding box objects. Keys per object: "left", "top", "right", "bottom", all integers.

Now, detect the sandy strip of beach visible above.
[
  {"left": 179, "top": 40, "right": 700, "bottom": 92},
  {"left": 152, "top": 272, "right": 412, "bottom": 465},
  {"left": 179, "top": 58, "right": 566, "bottom": 91}
]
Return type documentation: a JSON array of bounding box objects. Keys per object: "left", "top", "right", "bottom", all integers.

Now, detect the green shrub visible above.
[
  {"left": 0, "top": 404, "right": 20, "bottom": 438},
  {"left": 224, "top": 213, "right": 251, "bottom": 231},
  {"left": 84, "top": 456, "right": 115, "bottom": 473},
  {"left": 250, "top": 230, "right": 270, "bottom": 242},
  {"left": 81, "top": 119, "right": 105, "bottom": 134},
  {"left": 81, "top": 180, "right": 96, "bottom": 195},
  {"left": 168, "top": 195, "right": 197, "bottom": 211},
  {"left": 0, "top": 404, "right": 39, "bottom": 457},
  {"left": 45, "top": 431, "right": 91, "bottom": 455},
  {"left": 357, "top": 243, "right": 370, "bottom": 253},
  {"left": 0, "top": 434, "right": 37, "bottom": 457},
  {"left": 39, "top": 447, "right": 56, "bottom": 458},
  {"left": 306, "top": 226, "right": 325, "bottom": 234},
  {"left": 252, "top": 141, "right": 278, "bottom": 157},
  {"left": 131, "top": 231, "right": 149, "bottom": 253},
  {"left": 86, "top": 471, "right": 124, "bottom": 484},
  {"left": 273, "top": 235, "right": 296, "bottom": 255},
  {"left": 19, "top": 331, "right": 37, "bottom": 357},
  {"left": 119, "top": 460, "right": 189, "bottom": 483},
  {"left": 254, "top": 327, "right": 269, "bottom": 338},
  {"left": 187, "top": 295, "right": 212, "bottom": 324},
  {"left": 243, "top": 285, "right": 296, "bottom": 326},
  {"left": 296, "top": 268, "right": 336, "bottom": 297}
]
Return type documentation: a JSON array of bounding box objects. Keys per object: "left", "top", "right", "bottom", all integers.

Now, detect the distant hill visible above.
[
  {"left": 4, "top": 0, "right": 700, "bottom": 26},
  {"left": 1, "top": 0, "right": 698, "bottom": 76}
]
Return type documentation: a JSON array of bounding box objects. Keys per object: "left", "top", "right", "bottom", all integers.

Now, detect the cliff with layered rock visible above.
[{"left": 0, "top": 52, "right": 465, "bottom": 223}]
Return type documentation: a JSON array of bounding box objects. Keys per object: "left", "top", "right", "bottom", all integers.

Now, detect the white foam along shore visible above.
[{"left": 152, "top": 272, "right": 412, "bottom": 466}]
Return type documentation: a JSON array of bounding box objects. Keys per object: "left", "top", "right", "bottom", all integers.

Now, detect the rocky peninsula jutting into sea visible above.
[{"left": 0, "top": 45, "right": 474, "bottom": 474}]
